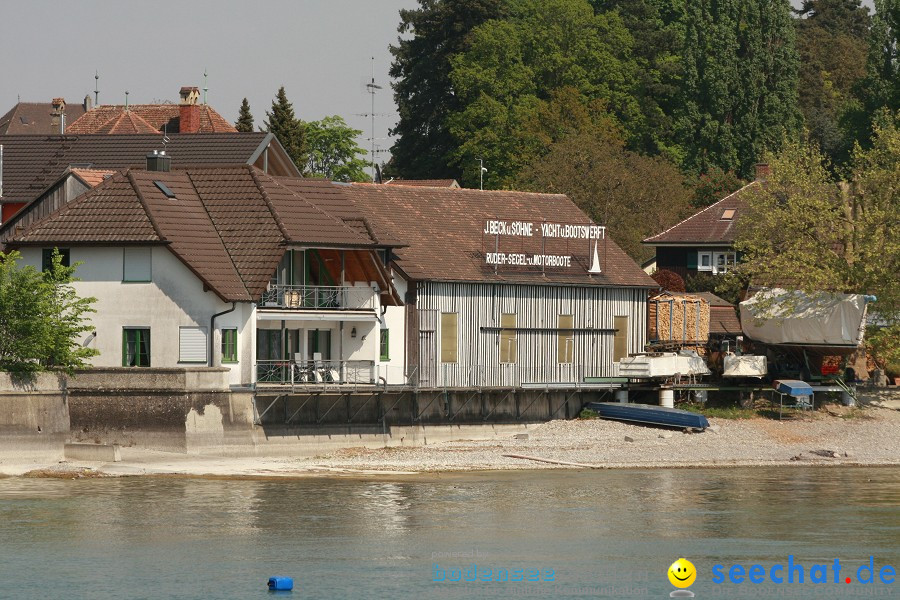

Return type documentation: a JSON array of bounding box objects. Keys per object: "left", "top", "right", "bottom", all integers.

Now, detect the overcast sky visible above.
[
  {"left": 1, "top": 0, "right": 876, "bottom": 161},
  {"left": 1, "top": 0, "right": 418, "bottom": 160}
]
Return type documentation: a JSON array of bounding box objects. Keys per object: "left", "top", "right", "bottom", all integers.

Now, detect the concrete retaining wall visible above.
[{"left": 0, "top": 372, "right": 69, "bottom": 461}]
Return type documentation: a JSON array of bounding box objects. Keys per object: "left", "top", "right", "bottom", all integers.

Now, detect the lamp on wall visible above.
[{"left": 351, "top": 327, "right": 357, "bottom": 338}]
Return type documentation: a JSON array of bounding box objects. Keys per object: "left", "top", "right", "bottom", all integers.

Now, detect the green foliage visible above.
[
  {"left": 516, "top": 122, "right": 691, "bottom": 262},
  {"left": 448, "top": 0, "right": 645, "bottom": 187},
  {"left": 0, "top": 250, "right": 97, "bottom": 374},
  {"left": 684, "top": 272, "right": 745, "bottom": 305},
  {"left": 264, "top": 87, "right": 308, "bottom": 172},
  {"left": 675, "top": 0, "right": 802, "bottom": 178},
  {"left": 578, "top": 408, "right": 599, "bottom": 419},
  {"left": 304, "top": 116, "right": 371, "bottom": 182},
  {"left": 389, "top": 0, "right": 505, "bottom": 180},
  {"left": 235, "top": 97, "right": 254, "bottom": 133},
  {"left": 734, "top": 115, "right": 900, "bottom": 359},
  {"left": 687, "top": 167, "right": 744, "bottom": 209},
  {"left": 796, "top": 0, "right": 871, "bottom": 166}
]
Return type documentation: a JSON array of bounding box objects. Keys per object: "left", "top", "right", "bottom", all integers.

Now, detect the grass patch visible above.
[{"left": 578, "top": 408, "right": 600, "bottom": 420}]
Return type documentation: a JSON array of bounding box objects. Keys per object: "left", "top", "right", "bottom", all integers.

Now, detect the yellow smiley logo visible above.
[{"left": 668, "top": 558, "right": 697, "bottom": 588}]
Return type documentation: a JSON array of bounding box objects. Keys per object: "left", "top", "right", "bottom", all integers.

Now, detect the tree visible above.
[
  {"left": 305, "top": 116, "right": 371, "bottom": 182},
  {"left": 389, "top": 0, "right": 506, "bottom": 180},
  {"left": 448, "top": 0, "right": 643, "bottom": 187},
  {"left": 733, "top": 116, "right": 900, "bottom": 358},
  {"left": 516, "top": 123, "right": 692, "bottom": 262},
  {"left": 795, "top": 0, "right": 871, "bottom": 166},
  {"left": 687, "top": 167, "right": 744, "bottom": 208},
  {"left": 264, "top": 87, "right": 308, "bottom": 172},
  {"left": 590, "top": 0, "right": 686, "bottom": 160},
  {"left": 0, "top": 250, "right": 97, "bottom": 374},
  {"left": 235, "top": 97, "right": 255, "bottom": 132},
  {"left": 675, "top": 0, "right": 802, "bottom": 178}
]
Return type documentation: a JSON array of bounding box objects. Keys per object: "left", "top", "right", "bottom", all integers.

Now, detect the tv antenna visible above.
[
  {"left": 365, "top": 57, "right": 383, "bottom": 180},
  {"left": 94, "top": 71, "right": 99, "bottom": 105},
  {"left": 477, "top": 158, "right": 487, "bottom": 190}
]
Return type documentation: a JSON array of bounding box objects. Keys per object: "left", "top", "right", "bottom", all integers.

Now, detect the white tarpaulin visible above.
[
  {"left": 740, "top": 289, "right": 868, "bottom": 347},
  {"left": 723, "top": 354, "right": 767, "bottom": 377}
]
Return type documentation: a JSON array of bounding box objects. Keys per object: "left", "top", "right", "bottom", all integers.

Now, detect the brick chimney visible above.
[
  {"left": 50, "top": 97, "right": 67, "bottom": 134},
  {"left": 754, "top": 163, "right": 770, "bottom": 181},
  {"left": 178, "top": 86, "right": 201, "bottom": 133}
]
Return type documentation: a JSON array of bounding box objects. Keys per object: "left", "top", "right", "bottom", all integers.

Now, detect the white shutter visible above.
[
  {"left": 123, "top": 247, "right": 152, "bottom": 281},
  {"left": 179, "top": 326, "right": 208, "bottom": 363}
]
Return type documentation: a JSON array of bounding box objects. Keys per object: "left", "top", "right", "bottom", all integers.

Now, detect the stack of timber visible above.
[{"left": 649, "top": 292, "right": 710, "bottom": 345}]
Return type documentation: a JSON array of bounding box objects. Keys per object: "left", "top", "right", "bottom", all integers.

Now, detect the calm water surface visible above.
[{"left": 0, "top": 467, "right": 897, "bottom": 599}]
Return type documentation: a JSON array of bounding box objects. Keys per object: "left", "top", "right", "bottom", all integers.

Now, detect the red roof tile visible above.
[
  {"left": 66, "top": 104, "right": 236, "bottom": 134},
  {"left": 643, "top": 182, "right": 758, "bottom": 245},
  {"left": 0, "top": 101, "right": 88, "bottom": 135},
  {"left": 69, "top": 168, "right": 117, "bottom": 187},
  {"left": 345, "top": 184, "right": 656, "bottom": 288}
]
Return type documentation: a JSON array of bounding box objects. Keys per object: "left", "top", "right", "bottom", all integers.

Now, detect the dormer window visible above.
[{"left": 721, "top": 209, "right": 736, "bottom": 220}]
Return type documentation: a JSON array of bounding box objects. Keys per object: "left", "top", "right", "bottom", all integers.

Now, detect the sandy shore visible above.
[{"left": 2, "top": 401, "right": 899, "bottom": 479}]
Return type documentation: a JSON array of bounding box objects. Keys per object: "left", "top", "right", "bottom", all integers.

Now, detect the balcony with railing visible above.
[
  {"left": 258, "top": 285, "right": 377, "bottom": 311},
  {"left": 256, "top": 359, "right": 379, "bottom": 387}
]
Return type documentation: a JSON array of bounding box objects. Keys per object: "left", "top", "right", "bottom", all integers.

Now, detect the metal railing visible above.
[
  {"left": 256, "top": 359, "right": 377, "bottom": 386},
  {"left": 258, "top": 285, "right": 377, "bottom": 310}
]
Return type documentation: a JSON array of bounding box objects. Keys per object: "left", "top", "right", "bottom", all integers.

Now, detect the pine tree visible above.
[
  {"left": 675, "top": 0, "right": 802, "bottom": 178},
  {"left": 235, "top": 97, "right": 255, "bottom": 132},
  {"left": 389, "top": 0, "right": 506, "bottom": 180},
  {"left": 264, "top": 87, "right": 308, "bottom": 172}
]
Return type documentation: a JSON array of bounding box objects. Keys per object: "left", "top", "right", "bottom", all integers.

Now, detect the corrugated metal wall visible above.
[{"left": 417, "top": 282, "right": 647, "bottom": 388}]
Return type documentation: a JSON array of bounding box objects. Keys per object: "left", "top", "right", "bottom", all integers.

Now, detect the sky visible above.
[
  {"left": 1, "top": 0, "right": 878, "bottom": 167},
  {"left": 1, "top": 0, "right": 419, "bottom": 164}
]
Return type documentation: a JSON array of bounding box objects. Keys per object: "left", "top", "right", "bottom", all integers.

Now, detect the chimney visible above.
[
  {"left": 754, "top": 163, "right": 770, "bottom": 181},
  {"left": 83, "top": 94, "right": 92, "bottom": 112},
  {"left": 146, "top": 150, "right": 171, "bottom": 172},
  {"left": 50, "top": 97, "right": 66, "bottom": 134},
  {"left": 179, "top": 86, "right": 201, "bottom": 133}
]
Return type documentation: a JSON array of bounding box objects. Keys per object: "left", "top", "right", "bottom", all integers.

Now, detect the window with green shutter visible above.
[
  {"left": 222, "top": 328, "right": 238, "bottom": 363},
  {"left": 379, "top": 329, "right": 390, "bottom": 361}
]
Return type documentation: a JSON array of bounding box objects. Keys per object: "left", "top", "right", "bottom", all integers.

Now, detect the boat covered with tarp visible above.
[{"left": 584, "top": 402, "right": 710, "bottom": 430}]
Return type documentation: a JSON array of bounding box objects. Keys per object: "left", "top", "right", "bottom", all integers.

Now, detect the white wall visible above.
[
  {"left": 19, "top": 246, "right": 253, "bottom": 387},
  {"left": 381, "top": 272, "right": 408, "bottom": 385}
]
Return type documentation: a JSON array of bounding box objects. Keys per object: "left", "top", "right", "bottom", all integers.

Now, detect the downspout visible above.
[{"left": 209, "top": 302, "right": 237, "bottom": 367}]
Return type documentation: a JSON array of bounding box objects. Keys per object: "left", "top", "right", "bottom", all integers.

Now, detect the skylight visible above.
[
  {"left": 721, "top": 209, "right": 736, "bottom": 220},
  {"left": 154, "top": 180, "right": 176, "bottom": 199}
]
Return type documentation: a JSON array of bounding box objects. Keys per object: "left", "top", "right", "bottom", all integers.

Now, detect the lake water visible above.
[{"left": 0, "top": 467, "right": 897, "bottom": 599}]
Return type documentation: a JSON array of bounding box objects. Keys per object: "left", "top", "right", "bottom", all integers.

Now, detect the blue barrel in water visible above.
[{"left": 267, "top": 576, "right": 293, "bottom": 591}]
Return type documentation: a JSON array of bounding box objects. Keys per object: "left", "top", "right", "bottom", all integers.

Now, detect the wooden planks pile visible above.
[{"left": 649, "top": 292, "right": 710, "bottom": 343}]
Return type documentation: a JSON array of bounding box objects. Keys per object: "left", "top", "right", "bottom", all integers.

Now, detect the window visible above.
[
  {"left": 179, "top": 327, "right": 208, "bottom": 363},
  {"left": 222, "top": 329, "right": 238, "bottom": 363},
  {"left": 379, "top": 329, "right": 390, "bottom": 361},
  {"left": 122, "top": 328, "right": 150, "bottom": 367},
  {"left": 713, "top": 251, "right": 736, "bottom": 274},
  {"left": 257, "top": 329, "right": 283, "bottom": 361},
  {"left": 613, "top": 316, "right": 628, "bottom": 363},
  {"left": 123, "top": 247, "right": 152, "bottom": 282},
  {"left": 308, "top": 329, "right": 332, "bottom": 360},
  {"left": 558, "top": 315, "right": 574, "bottom": 363},
  {"left": 697, "top": 251, "right": 712, "bottom": 272},
  {"left": 720, "top": 208, "right": 736, "bottom": 220},
  {"left": 499, "top": 313, "right": 517, "bottom": 363},
  {"left": 41, "top": 248, "right": 70, "bottom": 272},
  {"left": 440, "top": 313, "right": 458, "bottom": 363}
]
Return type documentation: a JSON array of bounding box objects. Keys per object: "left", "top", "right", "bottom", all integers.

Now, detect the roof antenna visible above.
[
  {"left": 162, "top": 124, "right": 170, "bottom": 152},
  {"left": 366, "top": 56, "right": 382, "bottom": 180},
  {"left": 203, "top": 69, "right": 208, "bottom": 105},
  {"left": 125, "top": 90, "right": 129, "bottom": 110},
  {"left": 477, "top": 158, "right": 487, "bottom": 190},
  {"left": 94, "top": 70, "right": 99, "bottom": 105}
]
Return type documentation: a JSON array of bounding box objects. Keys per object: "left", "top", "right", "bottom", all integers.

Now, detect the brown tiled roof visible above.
[
  {"left": 66, "top": 104, "right": 236, "bottom": 134},
  {"left": 69, "top": 168, "right": 117, "bottom": 187},
  {"left": 345, "top": 184, "right": 656, "bottom": 287},
  {"left": 643, "top": 182, "right": 758, "bottom": 245},
  {"left": 709, "top": 305, "right": 742, "bottom": 335},
  {"left": 0, "top": 101, "right": 88, "bottom": 135},
  {"left": 384, "top": 179, "right": 460, "bottom": 188},
  {"left": 0, "top": 133, "right": 271, "bottom": 205},
  {"left": 8, "top": 166, "right": 389, "bottom": 302}
]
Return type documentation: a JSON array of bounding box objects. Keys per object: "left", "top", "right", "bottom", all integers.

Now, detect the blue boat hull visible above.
[{"left": 584, "top": 402, "right": 709, "bottom": 430}]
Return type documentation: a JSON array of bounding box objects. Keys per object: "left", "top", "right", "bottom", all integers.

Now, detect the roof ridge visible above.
[
  {"left": 126, "top": 170, "right": 167, "bottom": 242},
  {"left": 185, "top": 169, "right": 253, "bottom": 298},
  {"left": 643, "top": 180, "right": 757, "bottom": 243}
]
